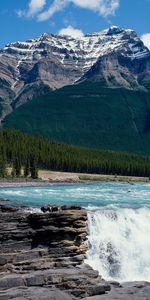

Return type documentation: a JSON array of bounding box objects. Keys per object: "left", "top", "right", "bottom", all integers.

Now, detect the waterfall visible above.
[{"left": 85, "top": 207, "right": 150, "bottom": 282}]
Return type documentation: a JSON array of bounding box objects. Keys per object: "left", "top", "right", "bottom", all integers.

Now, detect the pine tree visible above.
[
  {"left": 0, "top": 155, "right": 6, "bottom": 178},
  {"left": 13, "top": 158, "right": 21, "bottom": 177},
  {"left": 0, "top": 128, "right": 150, "bottom": 178},
  {"left": 24, "top": 159, "right": 30, "bottom": 177},
  {"left": 30, "top": 157, "right": 38, "bottom": 179},
  {"left": 11, "top": 164, "right": 16, "bottom": 177}
]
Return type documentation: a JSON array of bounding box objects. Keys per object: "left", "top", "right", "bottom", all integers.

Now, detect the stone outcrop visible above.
[
  {"left": 0, "top": 203, "right": 111, "bottom": 299},
  {"left": 0, "top": 202, "right": 149, "bottom": 300}
]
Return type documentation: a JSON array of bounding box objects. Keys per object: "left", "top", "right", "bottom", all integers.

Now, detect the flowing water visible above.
[{"left": 0, "top": 182, "right": 150, "bottom": 282}]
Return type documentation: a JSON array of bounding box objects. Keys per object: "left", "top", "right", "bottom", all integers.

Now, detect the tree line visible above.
[{"left": 0, "top": 128, "right": 150, "bottom": 178}]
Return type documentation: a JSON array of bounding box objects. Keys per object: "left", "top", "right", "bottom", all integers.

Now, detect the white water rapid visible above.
[{"left": 85, "top": 207, "right": 150, "bottom": 282}]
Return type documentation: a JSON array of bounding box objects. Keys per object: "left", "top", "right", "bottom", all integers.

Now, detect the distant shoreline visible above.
[{"left": 0, "top": 170, "right": 150, "bottom": 188}]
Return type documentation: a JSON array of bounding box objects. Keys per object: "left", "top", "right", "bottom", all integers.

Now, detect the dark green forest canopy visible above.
[
  {"left": 0, "top": 128, "right": 150, "bottom": 177},
  {"left": 3, "top": 82, "right": 150, "bottom": 155}
]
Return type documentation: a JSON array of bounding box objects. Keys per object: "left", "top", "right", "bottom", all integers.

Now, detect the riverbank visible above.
[{"left": 0, "top": 170, "right": 150, "bottom": 188}]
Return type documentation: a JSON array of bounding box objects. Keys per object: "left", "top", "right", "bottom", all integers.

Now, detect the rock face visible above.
[
  {"left": 0, "top": 203, "right": 111, "bottom": 299},
  {"left": 0, "top": 26, "right": 150, "bottom": 121},
  {"left": 0, "top": 203, "right": 150, "bottom": 299}
]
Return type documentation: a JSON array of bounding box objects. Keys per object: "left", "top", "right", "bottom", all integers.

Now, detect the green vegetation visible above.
[
  {"left": 78, "top": 175, "right": 146, "bottom": 182},
  {"left": 30, "top": 156, "right": 38, "bottom": 179},
  {"left": 0, "top": 156, "right": 6, "bottom": 178},
  {"left": 0, "top": 128, "right": 150, "bottom": 178},
  {"left": 3, "top": 82, "right": 150, "bottom": 155},
  {"left": 79, "top": 175, "right": 107, "bottom": 181},
  {"left": 79, "top": 175, "right": 104, "bottom": 181}
]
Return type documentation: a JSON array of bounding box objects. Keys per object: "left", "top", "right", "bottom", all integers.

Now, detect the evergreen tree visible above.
[
  {"left": 24, "top": 159, "right": 30, "bottom": 177},
  {"left": 13, "top": 158, "right": 22, "bottom": 177},
  {"left": 0, "top": 128, "right": 150, "bottom": 178},
  {"left": 30, "top": 157, "right": 38, "bottom": 179},
  {"left": 11, "top": 166, "right": 16, "bottom": 177},
  {"left": 0, "top": 155, "right": 6, "bottom": 178}
]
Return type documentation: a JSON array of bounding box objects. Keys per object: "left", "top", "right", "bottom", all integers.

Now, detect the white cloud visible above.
[
  {"left": 18, "top": 0, "right": 120, "bottom": 21},
  {"left": 38, "top": 0, "right": 68, "bottom": 21},
  {"left": 37, "top": 0, "right": 120, "bottom": 21},
  {"left": 17, "top": 0, "right": 46, "bottom": 18},
  {"left": 28, "top": 0, "right": 46, "bottom": 16},
  {"left": 59, "top": 26, "right": 84, "bottom": 38},
  {"left": 141, "top": 33, "right": 150, "bottom": 50},
  {"left": 72, "top": 0, "right": 120, "bottom": 17}
]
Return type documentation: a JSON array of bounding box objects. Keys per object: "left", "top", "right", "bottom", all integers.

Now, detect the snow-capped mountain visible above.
[{"left": 0, "top": 26, "right": 150, "bottom": 121}]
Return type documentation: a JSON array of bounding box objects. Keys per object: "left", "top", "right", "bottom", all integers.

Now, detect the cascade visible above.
[{"left": 86, "top": 207, "right": 150, "bottom": 282}]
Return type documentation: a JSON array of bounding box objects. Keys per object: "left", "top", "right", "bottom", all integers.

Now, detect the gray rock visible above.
[
  {"left": 0, "top": 287, "right": 74, "bottom": 300},
  {"left": 0, "top": 204, "right": 110, "bottom": 299},
  {"left": 82, "top": 281, "right": 150, "bottom": 300},
  {"left": 0, "top": 204, "right": 149, "bottom": 300}
]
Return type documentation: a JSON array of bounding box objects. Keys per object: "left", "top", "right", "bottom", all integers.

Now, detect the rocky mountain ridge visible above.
[{"left": 0, "top": 26, "right": 150, "bottom": 122}]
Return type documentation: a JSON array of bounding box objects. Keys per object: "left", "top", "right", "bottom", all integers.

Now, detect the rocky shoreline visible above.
[
  {"left": 0, "top": 202, "right": 149, "bottom": 299},
  {"left": 0, "top": 170, "right": 150, "bottom": 189}
]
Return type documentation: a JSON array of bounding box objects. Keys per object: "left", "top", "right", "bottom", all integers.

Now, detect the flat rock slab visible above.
[
  {"left": 0, "top": 287, "right": 73, "bottom": 300},
  {"left": 82, "top": 281, "right": 150, "bottom": 300}
]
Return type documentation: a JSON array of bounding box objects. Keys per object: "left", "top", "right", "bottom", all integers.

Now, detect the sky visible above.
[{"left": 0, "top": 0, "right": 150, "bottom": 48}]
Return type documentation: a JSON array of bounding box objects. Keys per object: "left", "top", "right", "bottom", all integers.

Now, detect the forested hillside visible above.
[
  {"left": 0, "top": 129, "right": 150, "bottom": 178},
  {"left": 3, "top": 82, "right": 150, "bottom": 155}
]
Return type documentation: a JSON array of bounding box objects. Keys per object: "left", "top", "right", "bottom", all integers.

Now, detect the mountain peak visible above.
[
  {"left": 106, "top": 25, "right": 123, "bottom": 34},
  {"left": 0, "top": 26, "right": 150, "bottom": 122},
  {"left": 27, "top": 26, "right": 138, "bottom": 42}
]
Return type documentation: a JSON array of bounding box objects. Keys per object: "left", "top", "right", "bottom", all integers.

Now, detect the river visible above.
[{"left": 0, "top": 181, "right": 150, "bottom": 282}]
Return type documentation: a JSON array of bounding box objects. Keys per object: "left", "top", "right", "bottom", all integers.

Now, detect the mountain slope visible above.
[
  {"left": 3, "top": 82, "right": 150, "bottom": 155},
  {"left": 0, "top": 26, "right": 150, "bottom": 121}
]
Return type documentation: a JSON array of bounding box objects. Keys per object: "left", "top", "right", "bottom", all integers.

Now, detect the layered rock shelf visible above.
[
  {"left": 0, "top": 203, "right": 111, "bottom": 299},
  {"left": 0, "top": 202, "right": 149, "bottom": 299}
]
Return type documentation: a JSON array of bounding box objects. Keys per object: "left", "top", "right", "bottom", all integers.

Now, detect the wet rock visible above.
[
  {"left": 0, "top": 204, "right": 19, "bottom": 212},
  {"left": 41, "top": 205, "right": 82, "bottom": 213},
  {"left": 61, "top": 205, "right": 82, "bottom": 211},
  {"left": 41, "top": 205, "right": 60, "bottom": 212},
  {"left": 41, "top": 206, "right": 51, "bottom": 213}
]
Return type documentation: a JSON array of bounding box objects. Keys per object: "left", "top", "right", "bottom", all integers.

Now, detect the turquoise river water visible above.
[{"left": 0, "top": 182, "right": 150, "bottom": 282}]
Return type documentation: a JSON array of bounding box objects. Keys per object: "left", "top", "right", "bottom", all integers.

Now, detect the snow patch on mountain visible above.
[
  {"left": 0, "top": 26, "right": 149, "bottom": 111},
  {"left": 2, "top": 26, "right": 149, "bottom": 78}
]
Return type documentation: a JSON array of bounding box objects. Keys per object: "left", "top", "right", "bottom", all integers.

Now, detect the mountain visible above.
[
  {"left": 1, "top": 26, "right": 150, "bottom": 155},
  {"left": 0, "top": 26, "right": 150, "bottom": 122}
]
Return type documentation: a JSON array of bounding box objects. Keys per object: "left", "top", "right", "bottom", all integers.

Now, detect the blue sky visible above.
[{"left": 0, "top": 0, "right": 150, "bottom": 48}]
